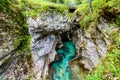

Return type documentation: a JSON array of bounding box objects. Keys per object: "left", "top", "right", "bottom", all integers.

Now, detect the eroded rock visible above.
[
  {"left": 27, "top": 11, "right": 72, "bottom": 80},
  {"left": 69, "top": 17, "right": 119, "bottom": 80}
]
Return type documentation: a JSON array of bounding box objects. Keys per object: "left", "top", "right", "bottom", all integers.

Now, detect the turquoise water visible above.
[{"left": 51, "top": 41, "right": 76, "bottom": 80}]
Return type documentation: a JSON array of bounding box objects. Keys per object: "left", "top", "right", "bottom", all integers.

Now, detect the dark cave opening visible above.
[
  {"left": 68, "top": 7, "right": 76, "bottom": 13},
  {"left": 60, "top": 32, "right": 72, "bottom": 42}
]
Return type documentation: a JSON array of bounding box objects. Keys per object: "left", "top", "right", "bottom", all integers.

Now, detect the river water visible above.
[{"left": 51, "top": 41, "right": 76, "bottom": 80}]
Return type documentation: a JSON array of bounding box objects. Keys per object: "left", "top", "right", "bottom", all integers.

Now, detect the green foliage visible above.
[
  {"left": 108, "top": 0, "right": 120, "bottom": 7},
  {"left": 77, "top": 1, "right": 120, "bottom": 79},
  {"left": 49, "top": 0, "right": 56, "bottom": 3},
  {"left": 86, "top": 31, "right": 120, "bottom": 80},
  {"left": 21, "top": 0, "right": 68, "bottom": 17},
  {"left": 75, "top": 0, "right": 81, "bottom": 5},
  {"left": 115, "top": 36, "right": 120, "bottom": 48},
  {"left": 92, "top": 0, "right": 106, "bottom": 11},
  {"left": 86, "top": 49, "right": 120, "bottom": 80},
  {"left": 13, "top": 36, "right": 31, "bottom": 55},
  {"left": 116, "top": 15, "right": 120, "bottom": 26},
  {"left": 80, "top": 15, "right": 90, "bottom": 28},
  {"left": 0, "top": 0, "right": 30, "bottom": 55},
  {"left": 86, "top": 66, "right": 105, "bottom": 80},
  {"left": 81, "top": 0, "right": 88, "bottom": 4},
  {"left": 75, "top": 0, "right": 106, "bottom": 28},
  {"left": 0, "top": 0, "right": 28, "bottom": 34},
  {"left": 75, "top": 0, "right": 120, "bottom": 29}
]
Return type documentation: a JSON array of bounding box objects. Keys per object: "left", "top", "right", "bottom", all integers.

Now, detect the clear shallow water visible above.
[{"left": 51, "top": 41, "right": 76, "bottom": 80}]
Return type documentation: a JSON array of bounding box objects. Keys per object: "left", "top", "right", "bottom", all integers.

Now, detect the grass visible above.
[
  {"left": 85, "top": 29, "right": 120, "bottom": 80},
  {"left": 86, "top": 49, "right": 120, "bottom": 80}
]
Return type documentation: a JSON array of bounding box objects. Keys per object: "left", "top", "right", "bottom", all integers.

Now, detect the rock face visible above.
[
  {"left": 0, "top": 13, "right": 32, "bottom": 80},
  {"left": 0, "top": 13, "right": 17, "bottom": 75},
  {"left": 69, "top": 17, "right": 118, "bottom": 79},
  {"left": 27, "top": 9, "right": 116, "bottom": 80},
  {"left": 0, "top": 8, "right": 118, "bottom": 80},
  {"left": 27, "top": 11, "right": 72, "bottom": 80},
  {"left": 27, "top": 12, "right": 70, "bottom": 33},
  {"left": 30, "top": 34, "right": 57, "bottom": 80},
  {"left": 1, "top": 0, "right": 120, "bottom": 80},
  {"left": 0, "top": 15, "right": 16, "bottom": 64}
]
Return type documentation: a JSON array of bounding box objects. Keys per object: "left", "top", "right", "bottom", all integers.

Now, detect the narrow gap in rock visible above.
[{"left": 49, "top": 32, "right": 76, "bottom": 80}]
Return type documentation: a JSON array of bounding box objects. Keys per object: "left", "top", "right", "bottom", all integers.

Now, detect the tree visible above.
[
  {"left": 89, "top": 0, "right": 92, "bottom": 13},
  {"left": 75, "top": 0, "right": 81, "bottom": 5}
]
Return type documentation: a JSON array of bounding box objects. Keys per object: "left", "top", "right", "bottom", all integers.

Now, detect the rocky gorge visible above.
[{"left": 0, "top": 0, "right": 120, "bottom": 80}]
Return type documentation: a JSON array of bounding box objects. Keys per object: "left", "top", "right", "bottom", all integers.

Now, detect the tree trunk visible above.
[{"left": 89, "top": 0, "right": 92, "bottom": 13}]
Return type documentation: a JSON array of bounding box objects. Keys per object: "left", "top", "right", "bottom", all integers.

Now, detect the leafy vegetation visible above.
[
  {"left": 0, "top": 0, "right": 30, "bottom": 55},
  {"left": 85, "top": 17, "right": 120, "bottom": 79},
  {"left": 19, "top": 0, "right": 69, "bottom": 17},
  {"left": 86, "top": 32, "right": 120, "bottom": 80},
  {"left": 74, "top": 0, "right": 120, "bottom": 79},
  {"left": 116, "top": 15, "right": 120, "bottom": 25},
  {"left": 75, "top": 0, "right": 120, "bottom": 29}
]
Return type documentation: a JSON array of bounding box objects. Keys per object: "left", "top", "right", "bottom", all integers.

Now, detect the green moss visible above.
[
  {"left": 74, "top": 0, "right": 120, "bottom": 79},
  {"left": 115, "top": 36, "right": 120, "bottom": 47},
  {"left": 20, "top": 0, "right": 69, "bottom": 17},
  {"left": 92, "top": 0, "right": 106, "bottom": 11},
  {"left": 85, "top": 29, "right": 120, "bottom": 80},
  {"left": 0, "top": 34, "right": 3, "bottom": 38},
  {"left": 0, "top": 0, "right": 30, "bottom": 55},
  {"left": 116, "top": 15, "right": 120, "bottom": 26},
  {"left": 75, "top": 3, "right": 99, "bottom": 29},
  {"left": 86, "top": 48, "right": 120, "bottom": 80},
  {"left": 75, "top": 0, "right": 120, "bottom": 29},
  {"left": 86, "top": 33, "right": 120, "bottom": 79},
  {"left": 75, "top": 0, "right": 107, "bottom": 28},
  {"left": 108, "top": 0, "right": 120, "bottom": 7},
  {"left": 13, "top": 36, "right": 31, "bottom": 55}
]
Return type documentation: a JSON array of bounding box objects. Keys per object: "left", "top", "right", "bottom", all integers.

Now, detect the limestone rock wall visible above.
[
  {"left": 27, "top": 10, "right": 116, "bottom": 80},
  {"left": 0, "top": 13, "right": 32, "bottom": 80},
  {"left": 69, "top": 17, "right": 119, "bottom": 79},
  {"left": 27, "top": 11, "right": 71, "bottom": 80}
]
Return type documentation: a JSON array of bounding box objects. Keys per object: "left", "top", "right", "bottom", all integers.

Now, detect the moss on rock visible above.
[
  {"left": 0, "top": 0, "right": 71, "bottom": 56},
  {"left": 75, "top": 0, "right": 120, "bottom": 29},
  {"left": 20, "top": 0, "right": 69, "bottom": 17},
  {"left": 0, "top": 0, "right": 30, "bottom": 55}
]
